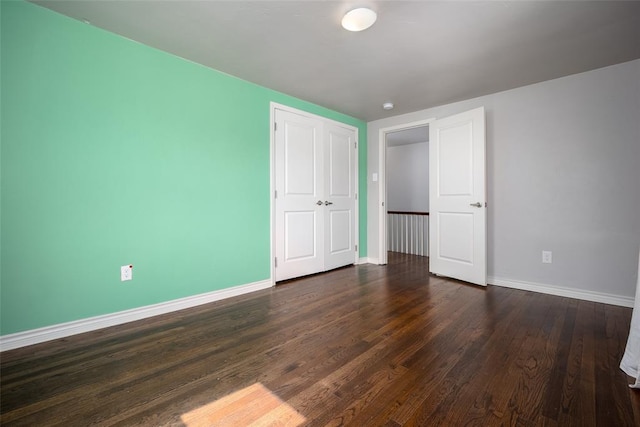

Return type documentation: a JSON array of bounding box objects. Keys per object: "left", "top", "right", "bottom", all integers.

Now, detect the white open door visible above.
[
  {"left": 429, "top": 107, "right": 486, "bottom": 286},
  {"left": 275, "top": 109, "right": 324, "bottom": 281}
]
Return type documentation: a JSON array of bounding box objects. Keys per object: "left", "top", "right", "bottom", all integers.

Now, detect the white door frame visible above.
[
  {"left": 378, "top": 119, "right": 434, "bottom": 265},
  {"left": 270, "top": 102, "right": 359, "bottom": 284}
]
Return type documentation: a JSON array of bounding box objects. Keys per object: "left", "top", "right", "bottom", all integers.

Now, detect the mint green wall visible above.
[{"left": 0, "top": 1, "right": 367, "bottom": 335}]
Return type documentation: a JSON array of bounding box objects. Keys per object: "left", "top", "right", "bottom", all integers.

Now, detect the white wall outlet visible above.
[
  {"left": 121, "top": 264, "right": 133, "bottom": 281},
  {"left": 542, "top": 251, "right": 552, "bottom": 264}
]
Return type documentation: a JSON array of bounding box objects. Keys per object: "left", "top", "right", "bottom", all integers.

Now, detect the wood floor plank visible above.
[
  {"left": 401, "top": 288, "right": 547, "bottom": 426},
  {"left": 541, "top": 301, "right": 578, "bottom": 420},
  {"left": 429, "top": 288, "right": 531, "bottom": 425},
  {"left": 1, "top": 253, "right": 638, "bottom": 426},
  {"left": 386, "top": 289, "right": 508, "bottom": 425},
  {"left": 499, "top": 294, "right": 565, "bottom": 425},
  {"left": 555, "top": 301, "right": 596, "bottom": 427}
]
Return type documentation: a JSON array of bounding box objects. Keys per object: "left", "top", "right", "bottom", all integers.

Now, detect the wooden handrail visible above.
[{"left": 387, "top": 211, "right": 429, "bottom": 216}]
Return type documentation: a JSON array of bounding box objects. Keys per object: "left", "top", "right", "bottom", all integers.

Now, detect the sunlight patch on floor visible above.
[{"left": 180, "top": 382, "right": 306, "bottom": 426}]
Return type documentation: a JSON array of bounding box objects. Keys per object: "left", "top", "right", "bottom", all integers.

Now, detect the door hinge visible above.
[
  {"left": 274, "top": 257, "right": 278, "bottom": 267},
  {"left": 355, "top": 193, "right": 358, "bottom": 200},
  {"left": 354, "top": 141, "right": 357, "bottom": 149},
  {"left": 274, "top": 190, "right": 278, "bottom": 199},
  {"left": 274, "top": 122, "right": 277, "bottom": 131},
  {"left": 355, "top": 244, "right": 358, "bottom": 252}
]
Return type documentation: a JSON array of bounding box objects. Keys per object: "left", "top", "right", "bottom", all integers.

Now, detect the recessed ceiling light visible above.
[
  {"left": 341, "top": 8, "right": 377, "bottom": 32},
  {"left": 383, "top": 102, "right": 394, "bottom": 110}
]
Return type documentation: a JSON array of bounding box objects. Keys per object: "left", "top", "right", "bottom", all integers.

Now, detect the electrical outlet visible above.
[
  {"left": 542, "top": 251, "right": 552, "bottom": 264},
  {"left": 121, "top": 264, "right": 133, "bottom": 281}
]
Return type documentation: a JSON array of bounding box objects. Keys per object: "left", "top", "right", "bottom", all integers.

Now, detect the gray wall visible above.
[
  {"left": 368, "top": 60, "right": 640, "bottom": 299},
  {"left": 387, "top": 143, "right": 429, "bottom": 212}
]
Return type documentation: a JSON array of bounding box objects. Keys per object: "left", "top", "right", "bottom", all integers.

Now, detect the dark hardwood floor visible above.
[{"left": 2, "top": 253, "right": 639, "bottom": 426}]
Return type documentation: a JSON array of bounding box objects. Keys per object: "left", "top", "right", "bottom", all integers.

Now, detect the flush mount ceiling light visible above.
[
  {"left": 341, "top": 8, "right": 377, "bottom": 32},
  {"left": 383, "top": 102, "right": 394, "bottom": 110}
]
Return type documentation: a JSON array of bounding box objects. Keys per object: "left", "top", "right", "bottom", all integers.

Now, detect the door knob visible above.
[
  {"left": 324, "top": 201, "right": 333, "bottom": 206},
  {"left": 316, "top": 200, "right": 323, "bottom": 206},
  {"left": 470, "top": 202, "right": 482, "bottom": 208}
]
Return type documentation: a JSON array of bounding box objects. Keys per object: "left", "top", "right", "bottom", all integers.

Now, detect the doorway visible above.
[
  {"left": 386, "top": 126, "right": 430, "bottom": 257},
  {"left": 378, "top": 119, "right": 433, "bottom": 265},
  {"left": 377, "top": 108, "right": 487, "bottom": 285}
]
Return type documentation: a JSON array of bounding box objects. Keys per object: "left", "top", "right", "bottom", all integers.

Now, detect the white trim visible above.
[
  {"left": 378, "top": 119, "right": 434, "bottom": 265},
  {"left": 270, "top": 102, "right": 360, "bottom": 281},
  {"left": 488, "top": 276, "right": 634, "bottom": 308},
  {"left": 270, "top": 104, "right": 277, "bottom": 284},
  {"left": 356, "top": 257, "right": 377, "bottom": 265},
  {"left": 0, "top": 279, "right": 273, "bottom": 352}
]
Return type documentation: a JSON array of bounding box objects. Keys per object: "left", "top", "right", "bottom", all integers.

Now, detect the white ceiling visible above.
[{"left": 31, "top": 1, "right": 640, "bottom": 121}]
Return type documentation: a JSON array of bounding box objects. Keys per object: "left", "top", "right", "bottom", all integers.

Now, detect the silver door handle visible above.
[
  {"left": 316, "top": 200, "right": 323, "bottom": 206},
  {"left": 470, "top": 202, "right": 482, "bottom": 208},
  {"left": 324, "top": 201, "right": 333, "bottom": 206}
]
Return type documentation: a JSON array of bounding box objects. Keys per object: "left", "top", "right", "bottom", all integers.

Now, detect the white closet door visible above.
[
  {"left": 324, "top": 124, "right": 357, "bottom": 271},
  {"left": 429, "top": 107, "right": 487, "bottom": 286},
  {"left": 275, "top": 109, "right": 324, "bottom": 281},
  {"left": 274, "top": 108, "right": 357, "bottom": 281}
]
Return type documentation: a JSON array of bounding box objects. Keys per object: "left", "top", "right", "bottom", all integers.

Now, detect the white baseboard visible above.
[
  {"left": 5, "top": 272, "right": 630, "bottom": 352},
  {"left": 0, "top": 279, "right": 274, "bottom": 352},
  {"left": 488, "top": 276, "right": 634, "bottom": 308},
  {"left": 358, "top": 257, "right": 379, "bottom": 265}
]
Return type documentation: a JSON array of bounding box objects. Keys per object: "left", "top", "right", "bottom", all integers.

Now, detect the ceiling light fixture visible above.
[
  {"left": 341, "top": 8, "right": 377, "bottom": 32},
  {"left": 383, "top": 102, "right": 394, "bottom": 110}
]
